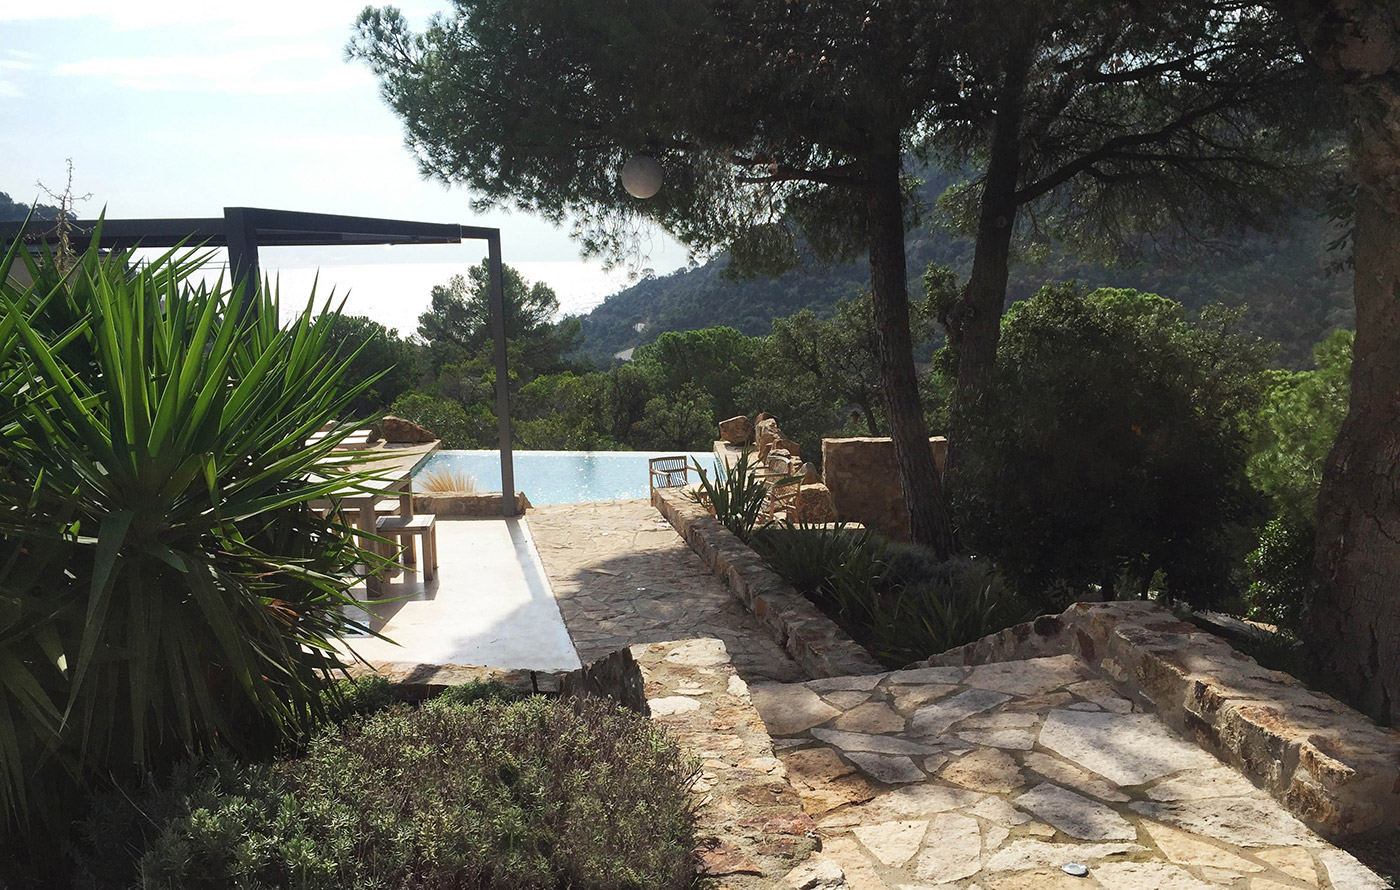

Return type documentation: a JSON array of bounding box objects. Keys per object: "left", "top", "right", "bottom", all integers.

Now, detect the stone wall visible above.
[
  {"left": 652, "top": 486, "right": 884, "bottom": 679},
  {"left": 412, "top": 491, "right": 532, "bottom": 516},
  {"left": 914, "top": 600, "right": 1400, "bottom": 839},
  {"left": 821, "top": 436, "right": 948, "bottom": 541}
]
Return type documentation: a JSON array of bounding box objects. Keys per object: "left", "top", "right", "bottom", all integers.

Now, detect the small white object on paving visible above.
[
  {"left": 1037, "top": 709, "right": 1217, "bottom": 786},
  {"left": 1013, "top": 783, "right": 1137, "bottom": 841},
  {"left": 340, "top": 517, "right": 581, "bottom": 670}
]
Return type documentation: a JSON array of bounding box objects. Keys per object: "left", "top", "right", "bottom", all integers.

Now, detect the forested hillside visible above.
[
  {"left": 0, "top": 192, "right": 60, "bottom": 221},
  {"left": 578, "top": 203, "right": 1352, "bottom": 370}
]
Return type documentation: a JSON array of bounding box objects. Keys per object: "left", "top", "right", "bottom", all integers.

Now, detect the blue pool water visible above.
[{"left": 415, "top": 450, "right": 715, "bottom": 506}]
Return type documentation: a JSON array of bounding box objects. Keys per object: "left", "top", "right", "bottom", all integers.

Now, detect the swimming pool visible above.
[{"left": 415, "top": 450, "right": 715, "bottom": 506}]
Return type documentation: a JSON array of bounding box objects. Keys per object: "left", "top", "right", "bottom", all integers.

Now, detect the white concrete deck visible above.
[{"left": 338, "top": 517, "right": 582, "bottom": 671}]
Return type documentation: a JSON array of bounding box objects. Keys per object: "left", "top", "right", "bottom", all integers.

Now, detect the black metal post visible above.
[
  {"left": 224, "top": 207, "right": 260, "bottom": 320},
  {"left": 486, "top": 231, "right": 516, "bottom": 517}
]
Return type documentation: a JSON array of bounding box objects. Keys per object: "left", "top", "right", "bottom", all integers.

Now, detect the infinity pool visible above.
[{"left": 415, "top": 450, "right": 714, "bottom": 506}]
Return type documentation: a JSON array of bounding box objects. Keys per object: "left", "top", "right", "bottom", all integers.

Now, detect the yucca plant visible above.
[
  {"left": 690, "top": 448, "right": 794, "bottom": 542},
  {"left": 0, "top": 228, "right": 388, "bottom": 868}
]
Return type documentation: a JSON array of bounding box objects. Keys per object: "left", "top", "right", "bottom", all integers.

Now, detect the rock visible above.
[
  {"left": 913, "top": 813, "right": 982, "bottom": 883},
  {"left": 698, "top": 839, "right": 765, "bottom": 876},
  {"left": 649, "top": 696, "right": 702, "bottom": 715},
  {"left": 720, "top": 414, "right": 755, "bottom": 445},
  {"left": 811, "top": 728, "right": 938, "bottom": 755},
  {"left": 1145, "top": 766, "right": 1261, "bottom": 801},
  {"left": 939, "top": 748, "right": 1025, "bottom": 793},
  {"left": 1037, "top": 709, "right": 1218, "bottom": 786},
  {"left": 774, "top": 436, "right": 802, "bottom": 457},
  {"left": 377, "top": 415, "right": 436, "bottom": 443},
  {"left": 1128, "top": 796, "right": 1317, "bottom": 847},
  {"left": 957, "top": 728, "right": 1037, "bottom": 750},
  {"left": 846, "top": 753, "right": 926, "bottom": 784},
  {"left": 792, "top": 483, "right": 838, "bottom": 524},
  {"left": 756, "top": 417, "right": 784, "bottom": 453},
  {"left": 910, "top": 688, "right": 1012, "bottom": 737},
  {"left": 1021, "top": 752, "right": 1129, "bottom": 803},
  {"left": 1253, "top": 847, "right": 1319, "bottom": 885},
  {"left": 965, "top": 655, "right": 1087, "bottom": 697},
  {"left": 834, "top": 702, "right": 906, "bottom": 734},
  {"left": 1013, "top": 783, "right": 1138, "bottom": 841},
  {"left": 752, "top": 683, "right": 842, "bottom": 735},
  {"left": 983, "top": 839, "right": 1144, "bottom": 872},
  {"left": 1091, "top": 861, "right": 1216, "bottom": 890},
  {"left": 801, "top": 461, "right": 822, "bottom": 484},
  {"left": 852, "top": 819, "right": 929, "bottom": 866},
  {"left": 1140, "top": 820, "right": 1265, "bottom": 873},
  {"left": 1316, "top": 848, "right": 1391, "bottom": 889},
  {"left": 821, "top": 837, "right": 892, "bottom": 890},
  {"left": 784, "top": 855, "right": 849, "bottom": 889}
]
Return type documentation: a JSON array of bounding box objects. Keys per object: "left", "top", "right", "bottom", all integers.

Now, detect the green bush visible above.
[
  {"left": 74, "top": 696, "right": 698, "bottom": 890},
  {"left": 0, "top": 235, "right": 384, "bottom": 868},
  {"left": 952, "top": 284, "right": 1272, "bottom": 608},
  {"left": 750, "top": 524, "right": 1032, "bottom": 666},
  {"left": 389, "top": 391, "right": 494, "bottom": 448},
  {"left": 1245, "top": 516, "right": 1315, "bottom": 632}
]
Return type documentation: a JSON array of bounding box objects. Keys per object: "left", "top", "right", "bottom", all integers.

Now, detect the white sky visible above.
[{"left": 0, "top": 1, "right": 688, "bottom": 333}]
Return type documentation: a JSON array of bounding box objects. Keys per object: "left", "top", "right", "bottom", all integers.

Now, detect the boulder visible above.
[
  {"left": 719, "top": 414, "right": 755, "bottom": 445},
  {"left": 791, "top": 483, "right": 838, "bottom": 524},
  {"left": 773, "top": 437, "right": 802, "bottom": 457},
  {"left": 755, "top": 417, "right": 783, "bottom": 453},
  {"left": 378, "top": 415, "right": 436, "bottom": 444},
  {"left": 767, "top": 449, "right": 798, "bottom": 475},
  {"left": 801, "top": 462, "right": 822, "bottom": 484}
]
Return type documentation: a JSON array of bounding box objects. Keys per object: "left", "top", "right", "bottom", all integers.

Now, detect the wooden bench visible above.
[{"left": 376, "top": 513, "right": 439, "bottom": 582}]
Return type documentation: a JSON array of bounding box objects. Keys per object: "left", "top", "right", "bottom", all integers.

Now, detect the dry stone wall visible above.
[{"left": 822, "top": 437, "right": 948, "bottom": 541}]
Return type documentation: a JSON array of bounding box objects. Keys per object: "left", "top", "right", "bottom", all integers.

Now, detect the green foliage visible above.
[
  {"left": 389, "top": 391, "right": 494, "bottom": 449},
  {"left": 0, "top": 235, "right": 382, "bottom": 867},
  {"left": 631, "top": 327, "right": 756, "bottom": 420},
  {"left": 750, "top": 524, "right": 1031, "bottom": 666},
  {"left": 1247, "top": 329, "right": 1352, "bottom": 519},
  {"left": 325, "top": 314, "right": 422, "bottom": 417},
  {"left": 74, "top": 696, "right": 698, "bottom": 890},
  {"left": 635, "top": 383, "right": 716, "bottom": 451},
  {"left": 515, "top": 372, "right": 615, "bottom": 449},
  {"left": 691, "top": 449, "right": 779, "bottom": 542},
  {"left": 1245, "top": 516, "right": 1315, "bottom": 632},
  {"left": 953, "top": 283, "right": 1273, "bottom": 608}
]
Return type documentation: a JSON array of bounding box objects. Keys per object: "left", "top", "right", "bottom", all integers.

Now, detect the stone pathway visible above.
[
  {"left": 527, "top": 499, "right": 807, "bottom": 683},
  {"left": 749, "top": 654, "right": 1389, "bottom": 889}
]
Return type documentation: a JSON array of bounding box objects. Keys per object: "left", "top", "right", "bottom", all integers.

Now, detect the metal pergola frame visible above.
[{"left": 0, "top": 206, "right": 517, "bottom": 516}]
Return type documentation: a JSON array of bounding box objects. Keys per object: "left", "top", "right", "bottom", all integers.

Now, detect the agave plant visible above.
[
  {"left": 690, "top": 448, "right": 787, "bottom": 542},
  {"left": 0, "top": 228, "right": 388, "bottom": 861}
]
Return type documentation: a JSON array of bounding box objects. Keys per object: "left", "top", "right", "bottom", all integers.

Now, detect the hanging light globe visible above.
[{"left": 620, "top": 155, "right": 664, "bottom": 199}]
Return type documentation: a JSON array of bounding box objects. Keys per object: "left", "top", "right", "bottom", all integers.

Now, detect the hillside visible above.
[{"left": 576, "top": 210, "right": 1353, "bottom": 370}]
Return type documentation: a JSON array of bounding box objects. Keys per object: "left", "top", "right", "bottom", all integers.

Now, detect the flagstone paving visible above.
[
  {"left": 748, "top": 653, "right": 1389, "bottom": 889},
  {"left": 527, "top": 499, "right": 808, "bottom": 682}
]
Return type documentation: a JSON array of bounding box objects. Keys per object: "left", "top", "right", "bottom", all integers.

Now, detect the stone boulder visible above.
[
  {"left": 719, "top": 414, "right": 755, "bottom": 445},
  {"left": 791, "top": 483, "right": 837, "bottom": 524},
  {"left": 755, "top": 417, "right": 783, "bottom": 454},
  {"left": 773, "top": 437, "right": 802, "bottom": 457},
  {"left": 766, "top": 449, "right": 799, "bottom": 476},
  {"left": 801, "top": 462, "right": 822, "bottom": 484},
  {"left": 378, "top": 415, "right": 436, "bottom": 444}
]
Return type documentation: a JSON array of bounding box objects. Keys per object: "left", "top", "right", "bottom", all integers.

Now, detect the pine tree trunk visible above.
[
  {"left": 951, "top": 46, "right": 1029, "bottom": 405},
  {"left": 867, "top": 140, "right": 956, "bottom": 557},
  {"left": 1291, "top": 0, "right": 1400, "bottom": 725}
]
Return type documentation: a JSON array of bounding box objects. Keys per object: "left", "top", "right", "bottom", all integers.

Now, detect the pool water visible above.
[{"left": 415, "top": 450, "right": 715, "bottom": 506}]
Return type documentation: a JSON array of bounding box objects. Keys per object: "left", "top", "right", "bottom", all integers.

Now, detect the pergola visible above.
[{"left": 0, "top": 206, "right": 517, "bottom": 516}]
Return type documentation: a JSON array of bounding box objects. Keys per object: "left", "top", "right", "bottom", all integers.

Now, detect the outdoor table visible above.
[{"left": 310, "top": 458, "right": 414, "bottom": 597}]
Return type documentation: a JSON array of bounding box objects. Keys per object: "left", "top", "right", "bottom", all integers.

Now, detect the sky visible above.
[{"left": 0, "top": 0, "right": 689, "bottom": 334}]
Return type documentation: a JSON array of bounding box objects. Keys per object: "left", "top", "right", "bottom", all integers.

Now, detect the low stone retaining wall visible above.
[
  {"left": 821, "top": 436, "right": 947, "bottom": 541},
  {"left": 344, "top": 660, "right": 564, "bottom": 699},
  {"left": 653, "top": 486, "right": 884, "bottom": 679},
  {"left": 915, "top": 600, "right": 1400, "bottom": 839},
  {"left": 633, "top": 638, "right": 819, "bottom": 889},
  {"left": 412, "top": 491, "right": 532, "bottom": 516}
]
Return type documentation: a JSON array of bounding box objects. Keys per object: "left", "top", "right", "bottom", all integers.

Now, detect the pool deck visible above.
[{"left": 338, "top": 517, "right": 581, "bottom": 672}]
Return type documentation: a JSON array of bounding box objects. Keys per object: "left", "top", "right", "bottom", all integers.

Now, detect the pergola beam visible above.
[{"left": 0, "top": 206, "right": 517, "bottom": 518}]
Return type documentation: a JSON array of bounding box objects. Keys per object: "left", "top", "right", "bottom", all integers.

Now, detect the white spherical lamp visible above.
[{"left": 620, "top": 154, "right": 664, "bottom": 199}]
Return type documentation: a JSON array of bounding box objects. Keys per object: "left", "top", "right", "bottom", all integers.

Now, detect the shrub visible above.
[
  {"left": 692, "top": 448, "right": 788, "bottom": 542},
  {"left": 952, "top": 284, "right": 1271, "bottom": 608},
  {"left": 74, "top": 696, "right": 698, "bottom": 890},
  {"left": 865, "top": 559, "right": 1034, "bottom": 664},
  {"left": 0, "top": 235, "right": 384, "bottom": 868},
  {"left": 1244, "top": 516, "right": 1315, "bottom": 632},
  {"left": 749, "top": 522, "right": 877, "bottom": 597},
  {"left": 390, "top": 391, "right": 494, "bottom": 448}
]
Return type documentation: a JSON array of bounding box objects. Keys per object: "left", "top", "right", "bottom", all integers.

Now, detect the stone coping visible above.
[
  {"left": 915, "top": 600, "right": 1400, "bottom": 840},
  {"left": 411, "top": 491, "right": 532, "bottom": 515},
  {"left": 343, "top": 659, "right": 564, "bottom": 699},
  {"left": 653, "top": 486, "right": 884, "bottom": 679}
]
